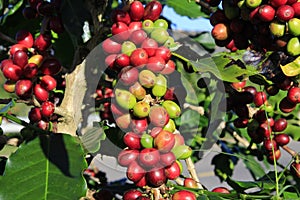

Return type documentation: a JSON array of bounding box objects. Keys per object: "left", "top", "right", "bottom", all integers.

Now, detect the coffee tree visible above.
[{"left": 0, "top": 0, "right": 300, "bottom": 199}]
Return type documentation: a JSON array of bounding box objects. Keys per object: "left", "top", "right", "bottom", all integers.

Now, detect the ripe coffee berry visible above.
[{"left": 41, "top": 101, "right": 55, "bottom": 118}]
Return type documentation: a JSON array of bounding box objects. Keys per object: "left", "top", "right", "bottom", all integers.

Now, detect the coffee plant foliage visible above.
[{"left": 0, "top": 0, "right": 300, "bottom": 200}]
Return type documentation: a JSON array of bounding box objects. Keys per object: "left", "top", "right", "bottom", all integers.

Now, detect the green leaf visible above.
[
  {"left": 283, "top": 191, "right": 300, "bottom": 199},
  {"left": 280, "top": 55, "right": 300, "bottom": 77},
  {"left": 166, "top": 0, "right": 209, "bottom": 18},
  {"left": 190, "top": 51, "right": 258, "bottom": 83},
  {"left": 0, "top": 0, "right": 23, "bottom": 25},
  {"left": 0, "top": 99, "right": 15, "bottom": 115},
  {"left": 80, "top": 123, "right": 106, "bottom": 153},
  {"left": 240, "top": 153, "right": 266, "bottom": 180},
  {"left": 193, "top": 32, "right": 216, "bottom": 50},
  {"left": 0, "top": 134, "right": 87, "bottom": 200}
]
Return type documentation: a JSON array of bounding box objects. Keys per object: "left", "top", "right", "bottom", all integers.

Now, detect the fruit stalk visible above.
[
  {"left": 282, "top": 145, "right": 298, "bottom": 157},
  {"left": 185, "top": 157, "right": 204, "bottom": 189}
]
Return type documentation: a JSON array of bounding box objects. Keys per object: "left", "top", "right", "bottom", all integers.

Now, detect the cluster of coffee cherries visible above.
[
  {"left": 208, "top": 0, "right": 300, "bottom": 55},
  {"left": 0, "top": 28, "right": 63, "bottom": 131},
  {"left": 122, "top": 188, "right": 197, "bottom": 200},
  {"left": 97, "top": 1, "right": 198, "bottom": 199},
  {"left": 227, "top": 80, "right": 293, "bottom": 163},
  {"left": 22, "top": 0, "right": 64, "bottom": 34}
]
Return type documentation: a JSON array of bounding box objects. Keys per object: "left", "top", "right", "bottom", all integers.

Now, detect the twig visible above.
[
  {"left": 183, "top": 103, "right": 205, "bottom": 115},
  {"left": 194, "top": 0, "right": 215, "bottom": 14},
  {"left": 174, "top": 177, "right": 184, "bottom": 186},
  {"left": 282, "top": 145, "right": 298, "bottom": 157},
  {"left": 0, "top": 31, "right": 15, "bottom": 43},
  {"left": 232, "top": 131, "right": 250, "bottom": 147},
  {"left": 185, "top": 157, "right": 204, "bottom": 189},
  {"left": 152, "top": 188, "right": 161, "bottom": 200}
]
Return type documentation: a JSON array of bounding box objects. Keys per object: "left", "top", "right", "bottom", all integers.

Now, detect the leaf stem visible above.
[
  {"left": 172, "top": 52, "right": 191, "bottom": 64},
  {"left": 4, "top": 113, "right": 48, "bottom": 134},
  {"left": 282, "top": 145, "right": 298, "bottom": 157}
]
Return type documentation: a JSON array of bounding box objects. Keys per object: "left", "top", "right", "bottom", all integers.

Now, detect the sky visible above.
[{"left": 162, "top": 5, "right": 213, "bottom": 32}]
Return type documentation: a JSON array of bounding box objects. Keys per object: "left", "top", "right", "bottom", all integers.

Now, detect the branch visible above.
[
  {"left": 194, "top": 0, "right": 215, "bottom": 14},
  {"left": 0, "top": 31, "right": 15, "bottom": 43},
  {"left": 185, "top": 157, "right": 204, "bottom": 189}
]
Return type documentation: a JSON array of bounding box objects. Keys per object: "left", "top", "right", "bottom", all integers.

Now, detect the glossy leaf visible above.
[
  {"left": 166, "top": 0, "right": 209, "bottom": 18},
  {"left": 0, "top": 0, "right": 23, "bottom": 25},
  {"left": 280, "top": 56, "right": 300, "bottom": 77},
  {"left": 240, "top": 153, "right": 266, "bottom": 180},
  {"left": 0, "top": 134, "right": 87, "bottom": 200},
  {"left": 193, "top": 32, "right": 216, "bottom": 50},
  {"left": 0, "top": 99, "right": 15, "bottom": 115},
  {"left": 80, "top": 123, "right": 106, "bottom": 153},
  {"left": 190, "top": 51, "right": 258, "bottom": 83}
]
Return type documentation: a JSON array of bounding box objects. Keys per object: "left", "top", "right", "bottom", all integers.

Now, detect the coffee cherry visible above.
[
  {"left": 41, "top": 101, "right": 55, "bottom": 118},
  {"left": 40, "top": 57, "right": 62, "bottom": 75},
  {"left": 269, "top": 20, "right": 286, "bottom": 37},
  {"left": 231, "top": 80, "right": 246, "bottom": 90},
  {"left": 122, "top": 41, "right": 137, "bottom": 56},
  {"left": 130, "top": 1, "right": 144, "bottom": 21},
  {"left": 131, "top": 118, "right": 148, "bottom": 134},
  {"left": 142, "top": 19, "right": 154, "bottom": 34},
  {"left": 269, "top": 0, "right": 287, "bottom": 7},
  {"left": 267, "top": 149, "right": 281, "bottom": 163},
  {"left": 287, "top": 37, "right": 300, "bottom": 56},
  {"left": 171, "top": 145, "right": 192, "bottom": 160},
  {"left": 143, "top": 1, "right": 162, "bottom": 21},
  {"left": 150, "top": 28, "right": 169, "bottom": 44},
  {"left": 160, "top": 152, "right": 176, "bottom": 167},
  {"left": 129, "top": 30, "right": 148, "bottom": 45},
  {"left": 129, "top": 21, "right": 142, "bottom": 32},
  {"left": 15, "top": 30, "right": 34, "bottom": 48},
  {"left": 155, "top": 46, "right": 171, "bottom": 62},
  {"left": 162, "top": 100, "right": 181, "bottom": 119},
  {"left": 161, "top": 60, "right": 176, "bottom": 75},
  {"left": 245, "top": 0, "right": 262, "bottom": 9},
  {"left": 111, "top": 22, "right": 129, "bottom": 42},
  {"left": 40, "top": 75, "right": 57, "bottom": 91},
  {"left": 141, "top": 38, "right": 158, "bottom": 57},
  {"left": 9, "top": 44, "right": 27, "bottom": 56},
  {"left": 123, "top": 189, "right": 143, "bottom": 200},
  {"left": 139, "top": 148, "right": 160, "bottom": 168},
  {"left": 152, "top": 74, "right": 167, "bottom": 97},
  {"left": 165, "top": 160, "right": 181, "bottom": 180},
  {"left": 276, "top": 5, "right": 295, "bottom": 21},
  {"left": 115, "top": 88, "right": 137, "bottom": 110},
  {"left": 133, "top": 101, "right": 150, "bottom": 118},
  {"left": 130, "top": 48, "right": 149, "bottom": 67},
  {"left": 3, "top": 80, "right": 15, "bottom": 93},
  {"left": 116, "top": 113, "right": 131, "bottom": 130},
  {"left": 288, "top": 18, "right": 300, "bottom": 36},
  {"left": 146, "top": 56, "right": 165, "bottom": 72},
  {"left": 149, "top": 106, "right": 169, "bottom": 127},
  {"left": 15, "top": 79, "right": 33, "bottom": 99},
  {"left": 126, "top": 161, "right": 145, "bottom": 182},
  {"left": 212, "top": 187, "right": 230, "bottom": 193},
  {"left": 154, "top": 130, "right": 175, "bottom": 153},
  {"left": 233, "top": 118, "right": 248, "bottom": 128},
  {"left": 184, "top": 178, "right": 198, "bottom": 189},
  {"left": 263, "top": 139, "right": 278, "bottom": 152},
  {"left": 258, "top": 5, "right": 275, "bottom": 22},
  {"left": 22, "top": 7, "right": 38, "bottom": 19},
  {"left": 253, "top": 91, "right": 267, "bottom": 107},
  {"left": 211, "top": 23, "right": 230, "bottom": 41},
  {"left": 163, "top": 118, "right": 176, "bottom": 132},
  {"left": 290, "top": 162, "right": 300, "bottom": 178},
  {"left": 28, "top": 54, "right": 44, "bottom": 67},
  {"left": 138, "top": 70, "right": 156, "bottom": 88},
  {"left": 279, "top": 97, "right": 296, "bottom": 113},
  {"left": 140, "top": 133, "right": 154, "bottom": 148},
  {"left": 135, "top": 176, "right": 147, "bottom": 188},
  {"left": 146, "top": 167, "right": 166, "bottom": 187},
  {"left": 154, "top": 19, "right": 168, "bottom": 30},
  {"left": 111, "top": 9, "right": 131, "bottom": 25},
  {"left": 292, "top": 3, "right": 300, "bottom": 17},
  {"left": 12, "top": 50, "right": 28, "bottom": 69},
  {"left": 118, "top": 149, "right": 139, "bottom": 167},
  {"left": 123, "top": 132, "right": 141, "bottom": 150},
  {"left": 129, "top": 82, "right": 146, "bottom": 100},
  {"left": 23, "top": 63, "right": 38, "bottom": 78},
  {"left": 34, "top": 84, "right": 49, "bottom": 102},
  {"left": 2, "top": 63, "right": 22, "bottom": 81},
  {"left": 102, "top": 38, "right": 121, "bottom": 54},
  {"left": 287, "top": 86, "right": 300, "bottom": 104},
  {"left": 274, "top": 133, "right": 290, "bottom": 146},
  {"left": 172, "top": 190, "right": 196, "bottom": 200},
  {"left": 119, "top": 66, "right": 139, "bottom": 85},
  {"left": 273, "top": 118, "right": 287, "bottom": 132},
  {"left": 28, "top": 107, "right": 42, "bottom": 123},
  {"left": 34, "top": 33, "right": 52, "bottom": 52}
]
